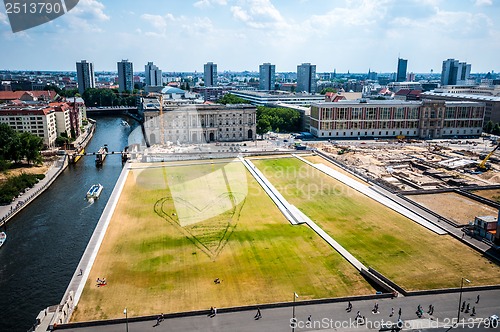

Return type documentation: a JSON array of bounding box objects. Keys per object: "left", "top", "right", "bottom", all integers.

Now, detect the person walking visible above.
[
  {"left": 471, "top": 306, "right": 476, "bottom": 316},
  {"left": 390, "top": 308, "right": 394, "bottom": 317},
  {"left": 476, "top": 294, "right": 480, "bottom": 304},
  {"left": 254, "top": 307, "right": 262, "bottom": 319},
  {"left": 398, "top": 308, "right": 402, "bottom": 319}
]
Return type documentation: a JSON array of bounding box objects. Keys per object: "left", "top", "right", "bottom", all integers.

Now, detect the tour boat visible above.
[
  {"left": 0, "top": 232, "right": 6, "bottom": 248},
  {"left": 86, "top": 184, "right": 104, "bottom": 199},
  {"left": 95, "top": 145, "right": 108, "bottom": 166}
]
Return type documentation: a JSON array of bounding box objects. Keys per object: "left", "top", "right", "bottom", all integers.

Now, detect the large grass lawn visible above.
[
  {"left": 252, "top": 156, "right": 500, "bottom": 291},
  {"left": 72, "top": 160, "right": 373, "bottom": 322}
]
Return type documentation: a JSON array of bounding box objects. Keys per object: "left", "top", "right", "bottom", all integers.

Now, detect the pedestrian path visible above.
[
  {"left": 0, "top": 155, "right": 67, "bottom": 226},
  {"left": 293, "top": 154, "right": 446, "bottom": 235},
  {"left": 241, "top": 157, "right": 367, "bottom": 271}
]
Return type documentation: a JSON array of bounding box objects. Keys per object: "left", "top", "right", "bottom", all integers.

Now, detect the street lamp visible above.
[
  {"left": 457, "top": 278, "right": 471, "bottom": 325},
  {"left": 292, "top": 292, "right": 299, "bottom": 332},
  {"left": 124, "top": 308, "right": 129, "bottom": 332}
]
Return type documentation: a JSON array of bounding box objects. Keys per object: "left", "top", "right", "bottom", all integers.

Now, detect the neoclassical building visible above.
[{"left": 142, "top": 101, "right": 257, "bottom": 144}]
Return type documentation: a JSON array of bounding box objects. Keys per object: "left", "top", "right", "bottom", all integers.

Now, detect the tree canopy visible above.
[
  {"left": 82, "top": 88, "right": 138, "bottom": 107},
  {"left": 0, "top": 123, "right": 43, "bottom": 165},
  {"left": 217, "top": 93, "right": 247, "bottom": 105},
  {"left": 256, "top": 106, "right": 301, "bottom": 135},
  {"left": 320, "top": 87, "right": 337, "bottom": 95}
]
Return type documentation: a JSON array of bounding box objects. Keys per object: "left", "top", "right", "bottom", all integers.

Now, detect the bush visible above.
[{"left": 0, "top": 173, "right": 44, "bottom": 204}]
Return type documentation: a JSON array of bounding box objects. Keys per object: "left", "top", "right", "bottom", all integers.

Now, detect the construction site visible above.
[{"left": 314, "top": 136, "right": 500, "bottom": 244}]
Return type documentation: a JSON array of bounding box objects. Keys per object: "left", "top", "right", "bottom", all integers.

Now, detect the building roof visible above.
[
  {"left": 161, "top": 86, "right": 186, "bottom": 95},
  {"left": 0, "top": 90, "right": 57, "bottom": 101},
  {"left": 422, "top": 91, "right": 500, "bottom": 102}
]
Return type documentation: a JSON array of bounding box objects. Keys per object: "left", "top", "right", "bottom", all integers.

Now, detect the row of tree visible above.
[
  {"left": 0, "top": 124, "right": 43, "bottom": 168},
  {"left": 483, "top": 121, "right": 500, "bottom": 135},
  {"left": 82, "top": 88, "right": 138, "bottom": 107},
  {"left": 0, "top": 173, "right": 45, "bottom": 204},
  {"left": 256, "top": 106, "right": 301, "bottom": 135}
]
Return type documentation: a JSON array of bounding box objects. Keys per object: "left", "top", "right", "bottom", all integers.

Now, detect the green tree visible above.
[
  {"left": 257, "top": 117, "right": 272, "bottom": 135},
  {"left": 217, "top": 94, "right": 247, "bottom": 105},
  {"left": 0, "top": 123, "right": 16, "bottom": 159},
  {"left": 492, "top": 123, "right": 500, "bottom": 136},
  {"left": 20, "top": 132, "right": 43, "bottom": 165},
  {"left": 484, "top": 120, "right": 494, "bottom": 134},
  {"left": 256, "top": 106, "right": 301, "bottom": 133},
  {"left": 320, "top": 87, "right": 337, "bottom": 95}
]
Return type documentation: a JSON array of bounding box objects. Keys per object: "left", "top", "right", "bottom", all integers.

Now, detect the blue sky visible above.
[{"left": 0, "top": 0, "right": 499, "bottom": 73}]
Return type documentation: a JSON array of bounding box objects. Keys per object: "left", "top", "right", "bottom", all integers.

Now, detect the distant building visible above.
[
  {"left": 310, "top": 99, "right": 484, "bottom": 139},
  {"left": 145, "top": 62, "right": 162, "bottom": 88},
  {"left": 204, "top": 62, "right": 217, "bottom": 87},
  {"left": 192, "top": 86, "right": 232, "bottom": 102},
  {"left": 259, "top": 63, "right": 276, "bottom": 91},
  {"left": 441, "top": 58, "right": 471, "bottom": 85},
  {"left": 117, "top": 60, "right": 134, "bottom": 92},
  {"left": 297, "top": 63, "right": 317, "bottom": 93},
  {"left": 76, "top": 60, "right": 95, "bottom": 95},
  {"left": 396, "top": 58, "right": 408, "bottom": 82},
  {"left": 230, "top": 90, "right": 324, "bottom": 106}
]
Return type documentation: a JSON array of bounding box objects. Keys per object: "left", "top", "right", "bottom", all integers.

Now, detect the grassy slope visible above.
[
  {"left": 253, "top": 157, "right": 500, "bottom": 291},
  {"left": 72, "top": 161, "right": 373, "bottom": 321}
]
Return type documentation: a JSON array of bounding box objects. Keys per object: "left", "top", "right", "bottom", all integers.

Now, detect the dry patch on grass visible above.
[
  {"left": 409, "top": 192, "right": 497, "bottom": 225},
  {"left": 253, "top": 157, "right": 500, "bottom": 291},
  {"left": 72, "top": 160, "right": 373, "bottom": 322}
]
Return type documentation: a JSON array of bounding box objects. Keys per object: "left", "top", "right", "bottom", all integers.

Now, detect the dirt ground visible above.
[
  {"left": 408, "top": 192, "right": 498, "bottom": 225},
  {"left": 0, "top": 160, "right": 52, "bottom": 183},
  {"left": 472, "top": 189, "right": 500, "bottom": 203}
]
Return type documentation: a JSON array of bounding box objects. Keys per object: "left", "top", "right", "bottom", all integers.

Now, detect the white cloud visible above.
[
  {"left": 0, "top": 11, "right": 8, "bottom": 26},
  {"left": 194, "top": 0, "right": 228, "bottom": 8},
  {"left": 68, "top": 0, "right": 110, "bottom": 21},
  {"left": 230, "top": 0, "right": 288, "bottom": 29},
  {"left": 141, "top": 13, "right": 213, "bottom": 38},
  {"left": 475, "top": 0, "right": 492, "bottom": 6}
]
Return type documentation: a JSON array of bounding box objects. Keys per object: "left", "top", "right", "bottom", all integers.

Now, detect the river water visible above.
[{"left": 0, "top": 116, "right": 138, "bottom": 332}]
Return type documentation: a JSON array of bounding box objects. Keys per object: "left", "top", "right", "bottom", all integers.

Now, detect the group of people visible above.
[
  {"left": 209, "top": 306, "right": 218, "bottom": 317},
  {"left": 461, "top": 300, "right": 477, "bottom": 316},
  {"left": 96, "top": 277, "right": 107, "bottom": 286}
]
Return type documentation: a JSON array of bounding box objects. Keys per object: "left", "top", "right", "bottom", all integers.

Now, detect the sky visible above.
[{"left": 0, "top": 0, "right": 499, "bottom": 73}]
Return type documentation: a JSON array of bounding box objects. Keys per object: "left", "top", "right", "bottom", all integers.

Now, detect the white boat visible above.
[
  {"left": 121, "top": 120, "right": 130, "bottom": 127},
  {"left": 86, "top": 184, "right": 104, "bottom": 199},
  {"left": 0, "top": 232, "right": 6, "bottom": 248}
]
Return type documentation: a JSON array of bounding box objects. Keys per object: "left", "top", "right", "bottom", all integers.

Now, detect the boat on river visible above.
[
  {"left": 86, "top": 184, "right": 103, "bottom": 199},
  {"left": 0, "top": 232, "right": 6, "bottom": 248}
]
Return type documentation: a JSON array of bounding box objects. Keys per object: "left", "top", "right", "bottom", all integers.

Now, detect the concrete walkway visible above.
[
  {"left": 293, "top": 154, "right": 446, "bottom": 235},
  {"left": 241, "top": 157, "right": 366, "bottom": 272}
]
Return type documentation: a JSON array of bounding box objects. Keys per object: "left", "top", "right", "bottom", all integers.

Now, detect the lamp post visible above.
[
  {"left": 124, "top": 308, "right": 129, "bottom": 332},
  {"left": 292, "top": 292, "right": 298, "bottom": 332},
  {"left": 457, "top": 278, "right": 470, "bottom": 325}
]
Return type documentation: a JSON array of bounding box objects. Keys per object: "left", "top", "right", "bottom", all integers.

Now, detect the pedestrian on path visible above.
[
  {"left": 254, "top": 307, "right": 262, "bottom": 319},
  {"left": 471, "top": 306, "right": 476, "bottom": 316},
  {"left": 346, "top": 301, "right": 352, "bottom": 312},
  {"left": 476, "top": 294, "right": 480, "bottom": 304},
  {"left": 461, "top": 301, "right": 466, "bottom": 312},
  {"left": 398, "top": 308, "right": 402, "bottom": 319},
  {"left": 390, "top": 308, "right": 394, "bottom": 317}
]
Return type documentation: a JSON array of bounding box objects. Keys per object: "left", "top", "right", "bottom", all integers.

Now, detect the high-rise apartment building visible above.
[
  {"left": 76, "top": 60, "right": 95, "bottom": 95},
  {"left": 145, "top": 62, "right": 162, "bottom": 87},
  {"left": 204, "top": 62, "right": 217, "bottom": 87},
  {"left": 297, "top": 63, "right": 317, "bottom": 93},
  {"left": 441, "top": 59, "right": 471, "bottom": 85},
  {"left": 259, "top": 63, "right": 275, "bottom": 91},
  {"left": 396, "top": 58, "right": 408, "bottom": 82},
  {"left": 117, "top": 60, "right": 134, "bottom": 92}
]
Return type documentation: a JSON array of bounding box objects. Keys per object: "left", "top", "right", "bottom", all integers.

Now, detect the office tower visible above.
[
  {"left": 297, "top": 63, "right": 317, "bottom": 93},
  {"left": 145, "top": 62, "right": 162, "bottom": 87},
  {"left": 441, "top": 58, "right": 471, "bottom": 85},
  {"left": 76, "top": 60, "right": 95, "bottom": 95},
  {"left": 117, "top": 60, "right": 134, "bottom": 92},
  {"left": 204, "top": 62, "right": 217, "bottom": 87},
  {"left": 397, "top": 58, "right": 408, "bottom": 82},
  {"left": 259, "top": 63, "right": 276, "bottom": 91}
]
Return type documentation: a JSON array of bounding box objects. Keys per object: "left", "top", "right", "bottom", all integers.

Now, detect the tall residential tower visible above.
[
  {"left": 76, "top": 60, "right": 95, "bottom": 95},
  {"left": 396, "top": 58, "right": 408, "bottom": 82},
  {"left": 297, "top": 63, "right": 317, "bottom": 93},
  {"left": 259, "top": 63, "right": 275, "bottom": 91},
  {"left": 145, "top": 62, "right": 162, "bottom": 87},
  {"left": 441, "top": 59, "right": 471, "bottom": 85},
  {"left": 117, "top": 60, "right": 134, "bottom": 92},
  {"left": 204, "top": 62, "right": 217, "bottom": 87}
]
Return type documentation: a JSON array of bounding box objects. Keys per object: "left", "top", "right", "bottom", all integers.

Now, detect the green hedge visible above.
[{"left": 0, "top": 173, "right": 45, "bottom": 205}]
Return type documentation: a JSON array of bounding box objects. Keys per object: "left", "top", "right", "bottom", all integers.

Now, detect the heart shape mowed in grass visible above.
[
  {"left": 4, "top": 0, "right": 79, "bottom": 33},
  {"left": 154, "top": 192, "right": 246, "bottom": 260}
]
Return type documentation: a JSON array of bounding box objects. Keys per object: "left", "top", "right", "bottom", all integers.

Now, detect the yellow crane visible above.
[{"left": 478, "top": 143, "right": 500, "bottom": 170}]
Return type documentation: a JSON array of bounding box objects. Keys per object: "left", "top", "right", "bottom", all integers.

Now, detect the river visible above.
[{"left": 0, "top": 116, "right": 139, "bottom": 332}]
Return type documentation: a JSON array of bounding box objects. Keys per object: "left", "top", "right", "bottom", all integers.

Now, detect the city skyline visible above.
[{"left": 0, "top": 0, "right": 499, "bottom": 73}]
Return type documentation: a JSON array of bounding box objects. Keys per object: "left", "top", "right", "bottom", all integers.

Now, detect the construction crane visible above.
[{"left": 478, "top": 143, "right": 500, "bottom": 170}]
